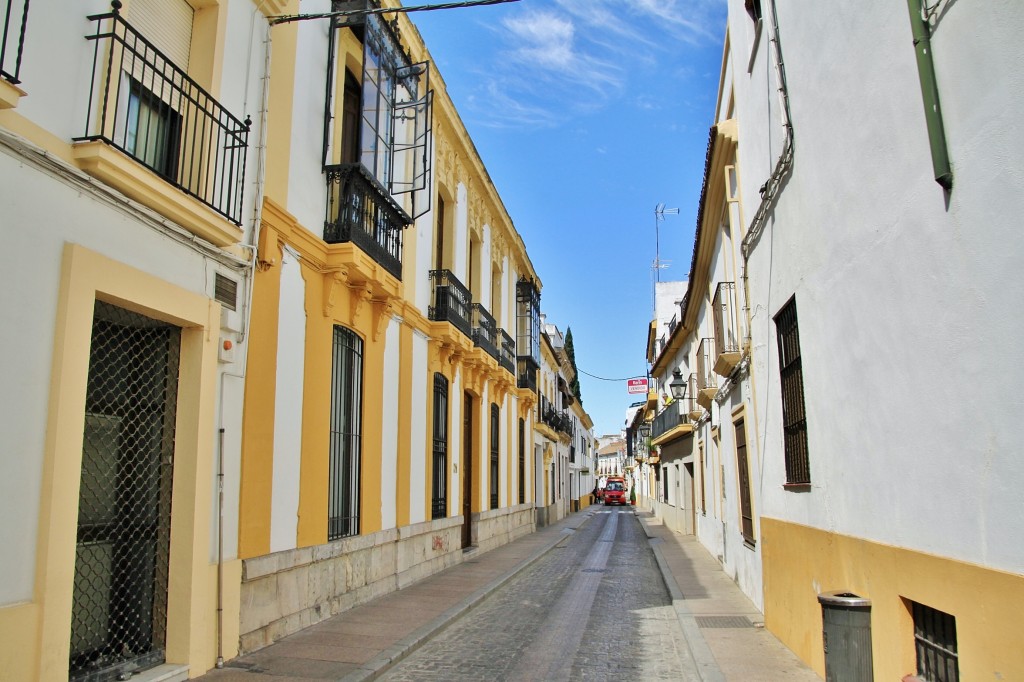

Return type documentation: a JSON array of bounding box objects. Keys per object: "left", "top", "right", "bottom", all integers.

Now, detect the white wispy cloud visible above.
[{"left": 459, "top": 0, "right": 726, "bottom": 129}]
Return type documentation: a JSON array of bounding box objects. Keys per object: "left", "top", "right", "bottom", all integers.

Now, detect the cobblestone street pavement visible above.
[{"left": 380, "top": 508, "right": 700, "bottom": 682}]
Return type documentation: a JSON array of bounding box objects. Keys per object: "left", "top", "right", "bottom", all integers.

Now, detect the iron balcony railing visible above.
[
  {"left": 539, "top": 395, "right": 572, "bottom": 435},
  {"left": 471, "top": 304, "right": 499, "bottom": 361},
  {"left": 651, "top": 402, "right": 687, "bottom": 440},
  {"left": 713, "top": 281, "right": 741, "bottom": 356},
  {"left": 1, "top": 0, "right": 29, "bottom": 84},
  {"left": 325, "top": 163, "right": 409, "bottom": 279},
  {"left": 498, "top": 329, "right": 515, "bottom": 375},
  {"left": 428, "top": 269, "right": 471, "bottom": 338},
  {"left": 697, "top": 337, "right": 717, "bottom": 391},
  {"left": 517, "top": 357, "right": 538, "bottom": 392},
  {"left": 78, "top": 5, "right": 250, "bottom": 225}
]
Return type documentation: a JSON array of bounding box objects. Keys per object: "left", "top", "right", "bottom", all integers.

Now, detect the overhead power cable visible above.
[
  {"left": 270, "top": 0, "right": 521, "bottom": 26},
  {"left": 578, "top": 369, "right": 648, "bottom": 382}
]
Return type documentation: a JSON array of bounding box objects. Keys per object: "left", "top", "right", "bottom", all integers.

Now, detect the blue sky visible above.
[{"left": 413, "top": 0, "right": 727, "bottom": 436}]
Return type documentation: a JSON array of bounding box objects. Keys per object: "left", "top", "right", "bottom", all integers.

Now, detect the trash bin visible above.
[{"left": 818, "top": 591, "right": 873, "bottom": 682}]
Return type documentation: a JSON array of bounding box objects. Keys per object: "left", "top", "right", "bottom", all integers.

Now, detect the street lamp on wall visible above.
[{"left": 669, "top": 368, "right": 687, "bottom": 401}]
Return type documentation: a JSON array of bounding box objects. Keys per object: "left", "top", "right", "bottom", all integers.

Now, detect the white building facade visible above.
[
  {"left": 0, "top": 0, "right": 270, "bottom": 678},
  {"left": 724, "top": 0, "right": 1024, "bottom": 678}
]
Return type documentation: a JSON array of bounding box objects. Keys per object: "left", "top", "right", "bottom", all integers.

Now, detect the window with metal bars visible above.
[
  {"left": 734, "top": 417, "right": 755, "bottom": 546},
  {"left": 431, "top": 373, "right": 448, "bottom": 520},
  {"left": 71, "top": 301, "right": 180, "bottom": 682},
  {"left": 490, "top": 403, "right": 500, "bottom": 509},
  {"left": 911, "top": 601, "right": 959, "bottom": 682},
  {"left": 329, "top": 325, "right": 363, "bottom": 540},
  {"left": 774, "top": 296, "right": 811, "bottom": 485},
  {"left": 518, "top": 418, "right": 525, "bottom": 504}
]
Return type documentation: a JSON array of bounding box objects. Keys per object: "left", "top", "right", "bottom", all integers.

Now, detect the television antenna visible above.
[{"left": 651, "top": 203, "right": 679, "bottom": 313}]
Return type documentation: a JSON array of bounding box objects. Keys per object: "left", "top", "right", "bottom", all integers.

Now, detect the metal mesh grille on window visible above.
[{"left": 70, "top": 301, "right": 180, "bottom": 682}]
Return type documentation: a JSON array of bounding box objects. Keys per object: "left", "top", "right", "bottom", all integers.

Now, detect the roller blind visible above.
[{"left": 125, "top": 0, "right": 193, "bottom": 70}]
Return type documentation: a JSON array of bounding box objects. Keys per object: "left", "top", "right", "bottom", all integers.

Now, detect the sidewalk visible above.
[
  {"left": 195, "top": 512, "right": 592, "bottom": 682},
  {"left": 636, "top": 509, "right": 821, "bottom": 682},
  {"left": 196, "top": 507, "right": 819, "bottom": 681}
]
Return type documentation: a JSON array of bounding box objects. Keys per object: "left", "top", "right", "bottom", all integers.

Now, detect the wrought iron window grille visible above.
[
  {"left": 489, "top": 403, "right": 499, "bottom": 510},
  {"left": 329, "top": 326, "right": 363, "bottom": 541},
  {"left": 431, "top": 373, "right": 448, "bottom": 520},
  {"left": 774, "top": 297, "right": 810, "bottom": 485}
]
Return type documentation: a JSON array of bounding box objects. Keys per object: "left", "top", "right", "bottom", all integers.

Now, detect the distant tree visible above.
[{"left": 565, "top": 327, "right": 582, "bottom": 404}]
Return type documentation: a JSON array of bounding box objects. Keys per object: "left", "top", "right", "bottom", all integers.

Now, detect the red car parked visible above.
[{"left": 602, "top": 478, "right": 627, "bottom": 506}]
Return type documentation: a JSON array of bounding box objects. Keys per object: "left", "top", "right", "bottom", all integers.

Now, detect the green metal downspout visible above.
[{"left": 906, "top": 0, "right": 953, "bottom": 190}]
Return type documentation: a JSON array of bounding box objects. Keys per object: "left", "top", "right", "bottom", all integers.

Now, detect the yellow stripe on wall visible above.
[{"left": 761, "top": 517, "right": 1024, "bottom": 680}]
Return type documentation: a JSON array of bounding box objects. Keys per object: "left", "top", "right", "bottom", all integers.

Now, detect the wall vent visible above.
[{"left": 214, "top": 273, "right": 238, "bottom": 311}]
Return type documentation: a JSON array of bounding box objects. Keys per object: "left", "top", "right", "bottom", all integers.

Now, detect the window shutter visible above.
[{"left": 125, "top": 0, "right": 194, "bottom": 70}]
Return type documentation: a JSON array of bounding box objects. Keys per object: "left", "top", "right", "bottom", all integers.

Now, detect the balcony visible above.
[
  {"left": 517, "top": 357, "right": 538, "bottom": 392},
  {"left": 498, "top": 329, "right": 515, "bottom": 375},
  {"left": 76, "top": 6, "right": 250, "bottom": 230},
  {"left": 471, "top": 304, "right": 499, "bottom": 361},
  {"left": 428, "top": 269, "right": 471, "bottom": 338},
  {"left": 650, "top": 401, "right": 692, "bottom": 446},
  {"left": 1, "top": 0, "right": 29, "bottom": 104},
  {"left": 539, "top": 395, "right": 571, "bottom": 435},
  {"left": 325, "top": 163, "right": 410, "bottom": 280},
  {"left": 696, "top": 337, "right": 717, "bottom": 409},
  {"left": 713, "top": 281, "right": 742, "bottom": 375},
  {"left": 687, "top": 373, "right": 703, "bottom": 420}
]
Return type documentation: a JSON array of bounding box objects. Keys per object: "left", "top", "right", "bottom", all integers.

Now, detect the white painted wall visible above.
[
  {"left": 736, "top": 0, "right": 1024, "bottom": 573},
  {"left": 409, "top": 331, "right": 429, "bottom": 524},
  {"left": 450, "top": 368, "right": 462, "bottom": 515},
  {"left": 287, "top": 0, "right": 332, "bottom": 231},
  {"left": 380, "top": 316, "right": 401, "bottom": 530},
  {"left": 453, "top": 184, "right": 469, "bottom": 282},
  {"left": 270, "top": 249, "right": 305, "bottom": 552},
  {"left": 0, "top": 140, "right": 251, "bottom": 602}
]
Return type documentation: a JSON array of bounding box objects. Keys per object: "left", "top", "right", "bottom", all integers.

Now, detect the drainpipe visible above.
[
  {"left": 905, "top": 0, "right": 953, "bottom": 190},
  {"left": 216, "top": 427, "right": 226, "bottom": 669}
]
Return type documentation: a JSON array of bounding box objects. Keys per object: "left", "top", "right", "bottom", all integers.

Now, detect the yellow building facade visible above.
[
  {"left": 232, "top": 0, "right": 552, "bottom": 653},
  {"left": 0, "top": 0, "right": 586, "bottom": 679}
]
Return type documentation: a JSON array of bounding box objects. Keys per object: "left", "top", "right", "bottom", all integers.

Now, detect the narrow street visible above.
[{"left": 380, "top": 508, "right": 699, "bottom": 682}]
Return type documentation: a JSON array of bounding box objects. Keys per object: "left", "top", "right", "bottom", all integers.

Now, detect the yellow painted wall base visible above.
[{"left": 761, "top": 517, "right": 1024, "bottom": 681}]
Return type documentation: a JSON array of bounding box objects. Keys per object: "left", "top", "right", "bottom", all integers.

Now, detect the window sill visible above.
[
  {"left": 783, "top": 482, "right": 811, "bottom": 492},
  {"left": 743, "top": 538, "right": 757, "bottom": 550}
]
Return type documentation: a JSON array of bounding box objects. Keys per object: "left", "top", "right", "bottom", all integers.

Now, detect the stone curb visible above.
[
  {"left": 640, "top": 515, "right": 726, "bottom": 682},
  {"left": 340, "top": 512, "right": 596, "bottom": 682}
]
